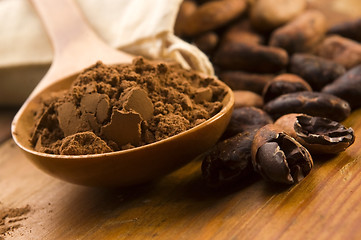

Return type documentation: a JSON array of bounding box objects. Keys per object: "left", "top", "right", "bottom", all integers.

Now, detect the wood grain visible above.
[{"left": 0, "top": 108, "right": 361, "bottom": 240}]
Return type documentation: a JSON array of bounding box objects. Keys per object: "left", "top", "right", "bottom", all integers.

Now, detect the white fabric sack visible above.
[{"left": 0, "top": 0, "right": 213, "bottom": 106}]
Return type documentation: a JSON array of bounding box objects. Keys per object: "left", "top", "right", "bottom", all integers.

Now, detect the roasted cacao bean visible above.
[
  {"left": 316, "top": 35, "right": 361, "bottom": 69},
  {"left": 222, "top": 20, "right": 264, "bottom": 45},
  {"left": 322, "top": 65, "right": 361, "bottom": 109},
  {"left": 250, "top": 0, "right": 306, "bottom": 32},
  {"left": 213, "top": 41, "right": 288, "bottom": 73},
  {"left": 222, "top": 107, "right": 273, "bottom": 139},
  {"left": 202, "top": 130, "right": 256, "bottom": 187},
  {"left": 269, "top": 10, "right": 327, "bottom": 54},
  {"left": 289, "top": 53, "right": 346, "bottom": 91},
  {"left": 327, "top": 18, "right": 361, "bottom": 42},
  {"left": 219, "top": 71, "right": 274, "bottom": 94},
  {"left": 194, "top": 32, "right": 219, "bottom": 56},
  {"left": 251, "top": 124, "right": 313, "bottom": 184},
  {"left": 234, "top": 90, "right": 263, "bottom": 108},
  {"left": 275, "top": 114, "right": 355, "bottom": 154},
  {"left": 174, "top": 0, "right": 198, "bottom": 37},
  {"left": 263, "top": 91, "right": 351, "bottom": 122},
  {"left": 262, "top": 73, "right": 312, "bottom": 103},
  {"left": 182, "top": 0, "right": 247, "bottom": 36}
]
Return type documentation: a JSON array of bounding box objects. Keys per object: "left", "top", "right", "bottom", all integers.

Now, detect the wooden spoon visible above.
[{"left": 11, "top": 0, "right": 234, "bottom": 187}]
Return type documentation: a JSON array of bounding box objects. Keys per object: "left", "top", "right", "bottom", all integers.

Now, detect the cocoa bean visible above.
[
  {"left": 218, "top": 71, "right": 274, "bottom": 94},
  {"left": 322, "top": 64, "right": 361, "bottom": 109},
  {"left": 174, "top": 0, "right": 198, "bottom": 37},
  {"left": 251, "top": 124, "right": 313, "bottom": 184},
  {"left": 275, "top": 113, "right": 355, "bottom": 154},
  {"left": 262, "top": 73, "right": 312, "bottom": 103},
  {"left": 182, "top": 0, "right": 247, "bottom": 36},
  {"left": 213, "top": 41, "right": 288, "bottom": 73},
  {"left": 316, "top": 35, "right": 361, "bottom": 69},
  {"left": 233, "top": 90, "right": 263, "bottom": 108},
  {"left": 327, "top": 18, "right": 361, "bottom": 42},
  {"left": 250, "top": 0, "right": 306, "bottom": 32},
  {"left": 269, "top": 10, "right": 327, "bottom": 54},
  {"left": 202, "top": 130, "right": 256, "bottom": 188},
  {"left": 222, "top": 20, "right": 264, "bottom": 45},
  {"left": 193, "top": 32, "right": 219, "bottom": 55},
  {"left": 222, "top": 106, "right": 273, "bottom": 139},
  {"left": 263, "top": 91, "right": 351, "bottom": 122},
  {"left": 290, "top": 53, "right": 346, "bottom": 91}
]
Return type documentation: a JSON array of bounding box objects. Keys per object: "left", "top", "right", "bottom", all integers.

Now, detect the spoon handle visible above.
[{"left": 30, "top": 0, "right": 133, "bottom": 94}]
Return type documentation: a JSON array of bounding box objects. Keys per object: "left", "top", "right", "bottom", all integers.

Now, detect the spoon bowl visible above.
[
  {"left": 13, "top": 73, "right": 233, "bottom": 187},
  {"left": 11, "top": 0, "right": 234, "bottom": 187}
]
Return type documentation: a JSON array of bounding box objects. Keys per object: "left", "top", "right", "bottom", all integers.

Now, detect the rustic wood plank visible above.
[{"left": 0, "top": 108, "right": 360, "bottom": 240}]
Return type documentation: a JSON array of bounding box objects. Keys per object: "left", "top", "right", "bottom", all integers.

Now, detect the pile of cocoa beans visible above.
[{"left": 175, "top": 0, "right": 361, "bottom": 187}]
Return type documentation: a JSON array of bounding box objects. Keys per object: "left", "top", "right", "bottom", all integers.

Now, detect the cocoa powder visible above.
[
  {"left": 31, "top": 57, "right": 226, "bottom": 155},
  {"left": 0, "top": 204, "right": 31, "bottom": 240}
]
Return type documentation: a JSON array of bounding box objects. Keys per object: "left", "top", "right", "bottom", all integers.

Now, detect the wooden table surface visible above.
[
  {"left": 2, "top": 0, "right": 361, "bottom": 239},
  {"left": 1, "top": 107, "right": 361, "bottom": 240}
]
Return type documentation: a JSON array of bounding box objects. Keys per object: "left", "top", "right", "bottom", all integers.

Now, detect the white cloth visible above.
[{"left": 0, "top": 0, "right": 213, "bottom": 105}]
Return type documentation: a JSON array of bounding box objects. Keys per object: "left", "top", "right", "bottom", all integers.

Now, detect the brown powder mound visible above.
[
  {"left": 0, "top": 204, "right": 31, "bottom": 240},
  {"left": 59, "top": 132, "right": 112, "bottom": 155},
  {"left": 31, "top": 57, "right": 226, "bottom": 155}
]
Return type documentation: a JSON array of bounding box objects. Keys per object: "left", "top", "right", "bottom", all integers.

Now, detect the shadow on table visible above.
[{"left": 0, "top": 107, "right": 18, "bottom": 143}]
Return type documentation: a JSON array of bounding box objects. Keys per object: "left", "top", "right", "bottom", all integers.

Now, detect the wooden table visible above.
[{"left": 1, "top": 108, "right": 361, "bottom": 240}]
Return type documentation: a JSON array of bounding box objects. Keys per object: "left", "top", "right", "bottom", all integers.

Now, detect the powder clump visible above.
[
  {"left": 0, "top": 204, "right": 31, "bottom": 240},
  {"left": 31, "top": 57, "right": 226, "bottom": 155}
]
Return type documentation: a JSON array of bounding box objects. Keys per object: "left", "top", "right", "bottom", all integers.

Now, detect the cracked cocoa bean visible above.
[
  {"left": 316, "top": 35, "right": 361, "bottom": 69},
  {"left": 213, "top": 41, "right": 289, "bottom": 73},
  {"left": 290, "top": 53, "right": 346, "bottom": 91},
  {"left": 322, "top": 65, "right": 361, "bottom": 110},
  {"left": 262, "top": 73, "right": 312, "bottom": 103},
  {"left": 327, "top": 18, "right": 361, "bottom": 42},
  {"left": 275, "top": 114, "right": 355, "bottom": 154},
  {"left": 269, "top": 10, "right": 327, "bottom": 54},
  {"left": 263, "top": 91, "right": 351, "bottom": 122},
  {"left": 222, "top": 107, "right": 273, "bottom": 139},
  {"left": 202, "top": 130, "right": 256, "bottom": 188},
  {"left": 218, "top": 71, "right": 274, "bottom": 94},
  {"left": 251, "top": 124, "right": 313, "bottom": 184}
]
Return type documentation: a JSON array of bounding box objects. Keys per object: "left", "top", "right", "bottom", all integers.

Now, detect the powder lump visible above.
[
  {"left": 0, "top": 204, "right": 31, "bottom": 240},
  {"left": 31, "top": 57, "right": 226, "bottom": 155}
]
